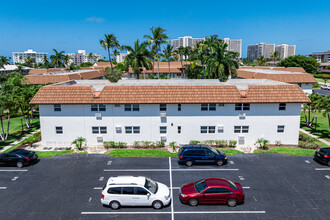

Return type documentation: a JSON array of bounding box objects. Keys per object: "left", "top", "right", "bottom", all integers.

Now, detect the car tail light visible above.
[
  {"left": 324, "top": 155, "right": 329, "bottom": 158},
  {"left": 179, "top": 156, "right": 183, "bottom": 159},
  {"left": 25, "top": 157, "right": 30, "bottom": 161},
  {"left": 102, "top": 194, "right": 104, "bottom": 199}
]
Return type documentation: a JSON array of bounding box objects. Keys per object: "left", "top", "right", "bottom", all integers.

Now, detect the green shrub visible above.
[
  {"left": 117, "top": 142, "right": 127, "bottom": 148},
  {"left": 141, "top": 141, "right": 152, "bottom": 148},
  {"left": 189, "top": 140, "right": 200, "bottom": 145},
  {"left": 169, "top": 141, "right": 177, "bottom": 152},
  {"left": 104, "top": 141, "right": 116, "bottom": 149},
  {"left": 155, "top": 141, "right": 165, "bottom": 148},
  {"left": 298, "top": 141, "right": 320, "bottom": 149},
  {"left": 299, "top": 132, "right": 317, "bottom": 143},
  {"left": 228, "top": 140, "right": 237, "bottom": 148},
  {"left": 275, "top": 140, "right": 281, "bottom": 146},
  {"left": 313, "top": 83, "right": 319, "bottom": 88},
  {"left": 215, "top": 140, "right": 228, "bottom": 148},
  {"left": 133, "top": 141, "right": 140, "bottom": 148}
]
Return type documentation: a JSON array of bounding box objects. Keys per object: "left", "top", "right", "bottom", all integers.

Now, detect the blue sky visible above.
[{"left": 1, "top": 0, "right": 329, "bottom": 60}]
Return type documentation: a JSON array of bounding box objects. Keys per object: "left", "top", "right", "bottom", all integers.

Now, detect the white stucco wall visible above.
[
  {"left": 39, "top": 103, "right": 302, "bottom": 147},
  {"left": 296, "top": 83, "right": 313, "bottom": 94}
]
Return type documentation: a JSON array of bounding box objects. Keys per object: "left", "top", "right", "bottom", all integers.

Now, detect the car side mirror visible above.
[{"left": 147, "top": 193, "right": 151, "bottom": 197}]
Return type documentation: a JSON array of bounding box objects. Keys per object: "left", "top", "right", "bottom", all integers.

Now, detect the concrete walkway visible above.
[
  {"left": 300, "top": 128, "right": 330, "bottom": 146},
  {"left": 0, "top": 129, "right": 40, "bottom": 153}
]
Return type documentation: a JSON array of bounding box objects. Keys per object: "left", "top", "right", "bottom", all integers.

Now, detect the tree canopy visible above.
[{"left": 277, "top": 55, "right": 319, "bottom": 74}]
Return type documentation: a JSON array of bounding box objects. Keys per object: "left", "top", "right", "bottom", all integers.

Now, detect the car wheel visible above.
[
  {"left": 109, "top": 201, "right": 121, "bottom": 210},
  {"left": 16, "top": 162, "right": 23, "bottom": 168},
  {"left": 227, "top": 198, "right": 237, "bottom": 207},
  {"left": 152, "top": 200, "right": 163, "bottom": 209},
  {"left": 216, "top": 160, "right": 224, "bottom": 166},
  {"left": 185, "top": 160, "right": 193, "bottom": 167},
  {"left": 188, "top": 198, "right": 199, "bottom": 206}
]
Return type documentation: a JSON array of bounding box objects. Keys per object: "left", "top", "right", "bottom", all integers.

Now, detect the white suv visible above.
[{"left": 101, "top": 176, "right": 171, "bottom": 209}]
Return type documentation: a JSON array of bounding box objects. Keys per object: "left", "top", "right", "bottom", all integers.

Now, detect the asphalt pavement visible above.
[{"left": 0, "top": 153, "right": 329, "bottom": 220}]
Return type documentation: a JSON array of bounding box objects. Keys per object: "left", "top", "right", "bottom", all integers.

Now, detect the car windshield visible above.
[
  {"left": 228, "top": 179, "right": 237, "bottom": 191},
  {"left": 209, "top": 147, "right": 219, "bottom": 155},
  {"left": 144, "top": 178, "right": 158, "bottom": 194},
  {"left": 194, "top": 179, "right": 207, "bottom": 193}
]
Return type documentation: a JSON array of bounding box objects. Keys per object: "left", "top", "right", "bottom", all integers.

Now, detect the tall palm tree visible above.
[
  {"left": 270, "top": 51, "right": 279, "bottom": 64},
  {"left": 206, "top": 41, "right": 240, "bottom": 81},
  {"left": 43, "top": 55, "right": 49, "bottom": 64},
  {"left": 256, "top": 56, "right": 267, "bottom": 66},
  {"left": 112, "top": 49, "right": 120, "bottom": 63},
  {"left": 87, "top": 53, "right": 96, "bottom": 63},
  {"left": 183, "top": 46, "right": 192, "bottom": 66},
  {"left": 63, "top": 55, "right": 71, "bottom": 68},
  {"left": 99, "top": 33, "right": 120, "bottom": 79},
  {"left": 50, "top": 49, "right": 65, "bottom": 68},
  {"left": 174, "top": 46, "right": 185, "bottom": 76},
  {"left": 122, "top": 39, "right": 152, "bottom": 79},
  {"left": 0, "top": 56, "right": 10, "bottom": 69},
  {"left": 24, "top": 56, "right": 34, "bottom": 67},
  {"left": 194, "top": 41, "right": 208, "bottom": 78},
  {"left": 163, "top": 44, "right": 174, "bottom": 76},
  {"left": 144, "top": 26, "right": 170, "bottom": 78}
]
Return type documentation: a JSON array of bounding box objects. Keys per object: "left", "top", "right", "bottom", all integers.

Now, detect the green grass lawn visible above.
[
  {"left": 106, "top": 149, "right": 178, "bottom": 157},
  {"left": 217, "top": 148, "right": 244, "bottom": 156},
  {"left": 33, "top": 150, "right": 74, "bottom": 158},
  {"left": 300, "top": 111, "right": 330, "bottom": 142},
  {"left": 0, "top": 116, "right": 40, "bottom": 149},
  {"left": 254, "top": 147, "right": 316, "bottom": 156},
  {"left": 316, "top": 78, "right": 327, "bottom": 84}
]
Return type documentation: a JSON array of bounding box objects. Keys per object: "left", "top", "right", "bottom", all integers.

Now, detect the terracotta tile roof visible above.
[
  {"left": 240, "top": 66, "right": 306, "bottom": 73},
  {"left": 237, "top": 69, "right": 317, "bottom": 83},
  {"left": 94, "top": 62, "right": 115, "bottom": 68},
  {"left": 28, "top": 68, "right": 65, "bottom": 75},
  {"left": 30, "top": 84, "right": 310, "bottom": 104},
  {"left": 25, "top": 70, "right": 106, "bottom": 85}
]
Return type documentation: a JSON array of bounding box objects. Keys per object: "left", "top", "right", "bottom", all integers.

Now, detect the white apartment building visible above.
[
  {"left": 12, "top": 49, "right": 48, "bottom": 64},
  {"left": 116, "top": 52, "right": 130, "bottom": 63},
  {"left": 171, "top": 36, "right": 205, "bottom": 51},
  {"left": 309, "top": 51, "right": 330, "bottom": 63},
  {"left": 223, "top": 38, "right": 242, "bottom": 58},
  {"left": 30, "top": 79, "right": 310, "bottom": 147},
  {"left": 247, "top": 43, "right": 296, "bottom": 60},
  {"left": 0, "top": 65, "right": 30, "bottom": 75},
  {"left": 66, "top": 50, "right": 103, "bottom": 65},
  {"left": 275, "top": 44, "right": 296, "bottom": 59}
]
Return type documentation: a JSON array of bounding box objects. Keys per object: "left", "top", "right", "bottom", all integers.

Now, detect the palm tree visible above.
[
  {"left": 71, "top": 137, "right": 86, "bottom": 150},
  {"left": 163, "top": 44, "right": 174, "bottom": 76},
  {"left": 205, "top": 41, "right": 240, "bottom": 81},
  {"left": 270, "top": 51, "right": 279, "bottom": 64},
  {"left": 43, "top": 55, "right": 49, "bottom": 64},
  {"left": 194, "top": 41, "right": 208, "bottom": 78},
  {"left": 256, "top": 56, "right": 267, "bottom": 66},
  {"left": 0, "top": 56, "right": 10, "bottom": 69},
  {"left": 50, "top": 49, "right": 65, "bottom": 68},
  {"left": 24, "top": 56, "right": 34, "bottom": 67},
  {"left": 174, "top": 46, "right": 185, "bottom": 76},
  {"left": 99, "top": 33, "right": 120, "bottom": 79},
  {"left": 144, "top": 26, "right": 170, "bottom": 78},
  {"left": 62, "top": 55, "right": 71, "bottom": 68},
  {"left": 183, "top": 46, "right": 192, "bottom": 66},
  {"left": 112, "top": 49, "right": 120, "bottom": 63},
  {"left": 122, "top": 39, "right": 152, "bottom": 79},
  {"left": 87, "top": 53, "right": 96, "bottom": 63}
]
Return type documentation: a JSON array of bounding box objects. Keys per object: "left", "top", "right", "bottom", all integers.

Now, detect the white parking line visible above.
[
  {"left": 89, "top": 197, "right": 92, "bottom": 202},
  {"left": 239, "top": 176, "right": 244, "bottom": 180},
  {"left": 81, "top": 211, "right": 266, "bottom": 215},
  {"left": 0, "top": 170, "right": 28, "bottom": 172},
  {"left": 171, "top": 187, "right": 180, "bottom": 190},
  {"left": 104, "top": 169, "right": 239, "bottom": 172},
  {"left": 325, "top": 175, "right": 330, "bottom": 179},
  {"left": 99, "top": 177, "right": 104, "bottom": 181},
  {"left": 229, "top": 161, "right": 234, "bottom": 164},
  {"left": 107, "top": 161, "right": 112, "bottom": 165},
  {"left": 315, "top": 168, "right": 330, "bottom": 170},
  {"left": 243, "top": 187, "right": 250, "bottom": 189},
  {"left": 11, "top": 177, "right": 19, "bottom": 181},
  {"left": 94, "top": 187, "right": 103, "bottom": 190},
  {"left": 305, "top": 160, "right": 310, "bottom": 164},
  {"left": 0, "top": 187, "right": 7, "bottom": 190},
  {"left": 169, "top": 157, "right": 174, "bottom": 220}
]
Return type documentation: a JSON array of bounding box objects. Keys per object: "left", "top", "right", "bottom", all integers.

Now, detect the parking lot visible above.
[{"left": 0, "top": 153, "right": 329, "bottom": 220}]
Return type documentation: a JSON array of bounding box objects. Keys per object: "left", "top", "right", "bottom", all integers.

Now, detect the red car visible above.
[{"left": 179, "top": 178, "right": 244, "bottom": 207}]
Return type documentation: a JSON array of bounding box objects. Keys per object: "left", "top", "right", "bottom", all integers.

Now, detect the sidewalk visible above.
[
  {"left": 300, "top": 128, "right": 330, "bottom": 146},
  {"left": 0, "top": 129, "right": 40, "bottom": 153}
]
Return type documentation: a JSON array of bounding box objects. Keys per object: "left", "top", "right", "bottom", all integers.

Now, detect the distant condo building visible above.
[
  {"left": 247, "top": 43, "right": 295, "bottom": 60},
  {"left": 309, "top": 51, "right": 330, "bottom": 63},
  {"left": 223, "top": 38, "right": 242, "bottom": 58},
  {"left": 12, "top": 49, "right": 48, "bottom": 64},
  {"left": 116, "top": 52, "right": 130, "bottom": 63},
  {"left": 66, "top": 50, "right": 103, "bottom": 65},
  {"left": 171, "top": 36, "right": 205, "bottom": 51}
]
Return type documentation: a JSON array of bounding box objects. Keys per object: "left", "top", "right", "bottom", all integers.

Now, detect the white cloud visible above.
[{"left": 85, "top": 16, "right": 105, "bottom": 23}]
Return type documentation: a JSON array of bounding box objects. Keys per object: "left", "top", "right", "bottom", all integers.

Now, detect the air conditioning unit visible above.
[
  {"left": 160, "top": 113, "right": 167, "bottom": 117},
  {"left": 115, "top": 126, "right": 122, "bottom": 131},
  {"left": 95, "top": 113, "right": 102, "bottom": 118},
  {"left": 97, "top": 136, "right": 103, "bottom": 142},
  {"left": 160, "top": 136, "right": 167, "bottom": 142},
  {"left": 217, "top": 125, "right": 224, "bottom": 133},
  {"left": 114, "top": 104, "right": 121, "bottom": 107},
  {"left": 239, "top": 113, "right": 246, "bottom": 117}
]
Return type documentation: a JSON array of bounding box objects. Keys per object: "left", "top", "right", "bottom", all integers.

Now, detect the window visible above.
[
  {"left": 205, "top": 150, "right": 215, "bottom": 156},
  {"left": 184, "top": 149, "right": 205, "bottom": 156},
  {"left": 160, "top": 104, "right": 167, "bottom": 111},
  {"left": 108, "top": 187, "right": 122, "bottom": 194},
  {"left": 91, "top": 104, "right": 106, "bottom": 111},
  {"left": 204, "top": 188, "right": 232, "bottom": 194},
  {"left": 277, "top": 125, "right": 285, "bottom": 133},
  {"left": 54, "top": 104, "right": 61, "bottom": 112},
  {"left": 122, "top": 187, "right": 135, "bottom": 195},
  {"left": 235, "top": 103, "right": 250, "bottom": 111},
  {"left": 55, "top": 126, "right": 63, "bottom": 134},
  {"left": 201, "top": 126, "right": 216, "bottom": 133},
  {"left": 178, "top": 104, "right": 181, "bottom": 111},
  {"left": 279, "top": 103, "right": 286, "bottom": 111},
  {"left": 125, "top": 104, "right": 140, "bottom": 111},
  {"left": 178, "top": 126, "right": 181, "bottom": 134},
  {"left": 234, "top": 126, "right": 249, "bottom": 133},
  {"left": 126, "top": 126, "right": 140, "bottom": 134},
  {"left": 160, "top": 126, "right": 167, "bottom": 134},
  {"left": 135, "top": 187, "right": 149, "bottom": 195},
  {"left": 218, "top": 126, "right": 224, "bottom": 133},
  {"left": 92, "top": 127, "right": 107, "bottom": 134},
  {"left": 201, "top": 104, "right": 216, "bottom": 111}
]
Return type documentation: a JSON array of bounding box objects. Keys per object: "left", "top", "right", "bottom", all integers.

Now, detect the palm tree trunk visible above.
[
  {"left": 108, "top": 49, "right": 114, "bottom": 81},
  {"left": 5, "top": 112, "right": 10, "bottom": 140},
  {"left": 20, "top": 104, "right": 30, "bottom": 128},
  {"left": 0, "top": 115, "right": 4, "bottom": 141},
  {"left": 157, "top": 53, "right": 160, "bottom": 79},
  {"left": 168, "top": 61, "right": 170, "bottom": 78}
]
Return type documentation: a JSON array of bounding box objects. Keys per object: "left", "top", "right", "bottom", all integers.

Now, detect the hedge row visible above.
[
  {"left": 104, "top": 141, "right": 165, "bottom": 149},
  {"left": 298, "top": 132, "right": 322, "bottom": 149},
  {"left": 189, "top": 140, "right": 237, "bottom": 148}
]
